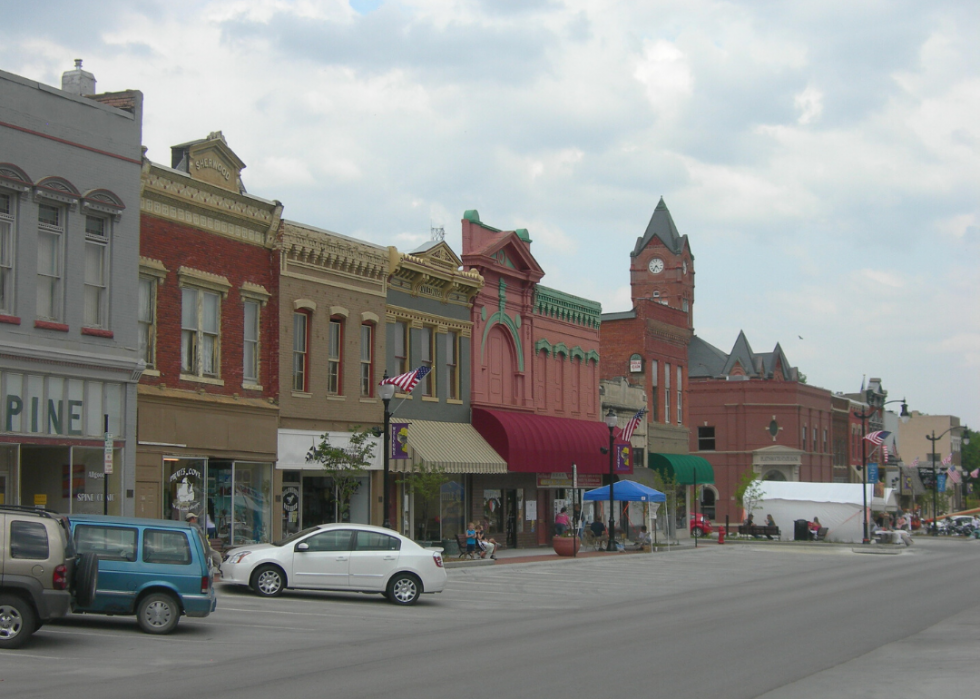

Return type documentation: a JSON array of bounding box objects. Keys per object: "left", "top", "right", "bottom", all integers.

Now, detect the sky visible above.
[{"left": 2, "top": 0, "right": 977, "bottom": 428}]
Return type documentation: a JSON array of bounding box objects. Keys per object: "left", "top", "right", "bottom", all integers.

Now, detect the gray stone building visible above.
[{"left": 0, "top": 63, "right": 144, "bottom": 513}]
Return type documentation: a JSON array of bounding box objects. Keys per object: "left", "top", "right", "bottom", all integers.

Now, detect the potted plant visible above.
[{"left": 552, "top": 530, "right": 580, "bottom": 556}]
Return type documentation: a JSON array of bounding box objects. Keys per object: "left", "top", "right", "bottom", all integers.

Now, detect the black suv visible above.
[{"left": 0, "top": 506, "right": 98, "bottom": 649}]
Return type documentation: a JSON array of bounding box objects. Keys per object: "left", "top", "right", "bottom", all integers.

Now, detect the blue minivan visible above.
[{"left": 66, "top": 514, "right": 217, "bottom": 634}]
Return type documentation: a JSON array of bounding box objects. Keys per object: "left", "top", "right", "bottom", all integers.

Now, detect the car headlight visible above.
[{"left": 226, "top": 551, "right": 252, "bottom": 564}]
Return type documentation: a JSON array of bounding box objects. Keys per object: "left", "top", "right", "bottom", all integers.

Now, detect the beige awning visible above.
[{"left": 391, "top": 419, "right": 507, "bottom": 474}]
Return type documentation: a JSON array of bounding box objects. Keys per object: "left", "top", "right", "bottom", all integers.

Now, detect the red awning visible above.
[{"left": 472, "top": 408, "right": 633, "bottom": 475}]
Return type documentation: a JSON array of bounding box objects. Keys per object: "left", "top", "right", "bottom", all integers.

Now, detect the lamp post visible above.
[
  {"left": 605, "top": 409, "right": 618, "bottom": 552},
  {"left": 853, "top": 396, "right": 909, "bottom": 544},
  {"left": 925, "top": 428, "right": 969, "bottom": 535},
  {"left": 378, "top": 372, "right": 397, "bottom": 530}
]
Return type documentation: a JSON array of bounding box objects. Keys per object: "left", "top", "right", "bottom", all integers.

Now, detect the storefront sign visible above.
[
  {"left": 537, "top": 473, "right": 602, "bottom": 489},
  {"left": 104, "top": 433, "right": 114, "bottom": 475},
  {"left": 629, "top": 354, "right": 643, "bottom": 373},
  {"left": 867, "top": 463, "right": 878, "bottom": 484},
  {"left": 34, "top": 493, "right": 47, "bottom": 506},
  {"left": 525, "top": 500, "right": 537, "bottom": 521},
  {"left": 390, "top": 422, "right": 409, "bottom": 460},
  {"left": 1, "top": 372, "right": 123, "bottom": 437}
]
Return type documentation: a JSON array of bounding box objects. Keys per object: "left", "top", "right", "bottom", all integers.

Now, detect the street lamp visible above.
[
  {"left": 604, "top": 409, "right": 618, "bottom": 552},
  {"left": 926, "top": 428, "right": 970, "bottom": 536},
  {"left": 854, "top": 396, "right": 909, "bottom": 544},
  {"left": 378, "top": 372, "right": 397, "bottom": 530}
]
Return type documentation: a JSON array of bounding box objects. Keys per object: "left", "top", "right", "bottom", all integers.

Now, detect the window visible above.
[
  {"left": 83, "top": 215, "right": 109, "bottom": 328},
  {"left": 650, "top": 360, "right": 658, "bottom": 422},
  {"left": 37, "top": 203, "right": 63, "bottom": 321},
  {"left": 293, "top": 312, "right": 309, "bottom": 392},
  {"left": 419, "top": 327, "right": 433, "bottom": 396},
  {"left": 181, "top": 287, "right": 220, "bottom": 377},
  {"left": 813, "top": 428, "right": 817, "bottom": 450},
  {"left": 327, "top": 318, "right": 342, "bottom": 394},
  {"left": 138, "top": 276, "right": 156, "bottom": 368},
  {"left": 304, "top": 529, "right": 352, "bottom": 552},
  {"left": 393, "top": 321, "right": 408, "bottom": 375},
  {"left": 10, "top": 520, "right": 49, "bottom": 559},
  {"left": 446, "top": 331, "right": 459, "bottom": 400},
  {"left": 360, "top": 323, "right": 373, "bottom": 397},
  {"left": 143, "top": 529, "right": 191, "bottom": 565},
  {"left": 75, "top": 525, "right": 137, "bottom": 562},
  {"left": 676, "top": 365, "right": 683, "bottom": 425},
  {"left": 243, "top": 300, "right": 259, "bottom": 384},
  {"left": 802, "top": 425, "right": 807, "bottom": 451},
  {"left": 698, "top": 426, "right": 716, "bottom": 451},
  {"left": 664, "top": 363, "right": 671, "bottom": 424},
  {"left": 823, "top": 429, "right": 828, "bottom": 453},
  {"left": 353, "top": 531, "right": 400, "bottom": 551},
  {"left": 0, "top": 192, "right": 14, "bottom": 314}
]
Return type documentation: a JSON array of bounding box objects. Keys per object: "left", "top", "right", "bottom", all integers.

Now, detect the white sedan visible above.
[{"left": 221, "top": 524, "right": 447, "bottom": 605}]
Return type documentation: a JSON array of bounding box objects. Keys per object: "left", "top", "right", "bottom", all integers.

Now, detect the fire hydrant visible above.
[{"left": 718, "top": 527, "right": 725, "bottom": 545}]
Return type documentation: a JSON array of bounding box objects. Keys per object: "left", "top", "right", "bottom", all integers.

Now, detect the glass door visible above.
[{"left": 0, "top": 444, "right": 18, "bottom": 505}]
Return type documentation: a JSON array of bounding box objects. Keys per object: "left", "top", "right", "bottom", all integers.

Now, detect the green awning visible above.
[{"left": 648, "top": 453, "right": 715, "bottom": 485}]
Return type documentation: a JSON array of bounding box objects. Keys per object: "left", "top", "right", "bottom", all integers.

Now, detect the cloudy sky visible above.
[{"left": 3, "top": 0, "right": 977, "bottom": 428}]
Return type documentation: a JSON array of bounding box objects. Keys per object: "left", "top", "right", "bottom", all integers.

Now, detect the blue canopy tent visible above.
[
  {"left": 583, "top": 480, "right": 666, "bottom": 502},
  {"left": 583, "top": 481, "right": 667, "bottom": 551}
]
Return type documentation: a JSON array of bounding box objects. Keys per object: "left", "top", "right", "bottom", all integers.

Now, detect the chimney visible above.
[{"left": 62, "top": 59, "right": 96, "bottom": 95}]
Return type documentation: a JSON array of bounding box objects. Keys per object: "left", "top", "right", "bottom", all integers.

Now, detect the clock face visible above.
[{"left": 648, "top": 258, "right": 664, "bottom": 274}]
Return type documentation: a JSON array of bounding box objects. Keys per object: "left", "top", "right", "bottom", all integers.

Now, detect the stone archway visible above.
[{"left": 763, "top": 469, "right": 787, "bottom": 481}]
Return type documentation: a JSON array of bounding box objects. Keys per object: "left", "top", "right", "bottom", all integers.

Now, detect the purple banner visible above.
[
  {"left": 616, "top": 445, "right": 631, "bottom": 472},
  {"left": 391, "top": 422, "right": 410, "bottom": 460}
]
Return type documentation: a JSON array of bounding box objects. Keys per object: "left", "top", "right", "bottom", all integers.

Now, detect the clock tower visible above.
[{"left": 629, "top": 197, "right": 695, "bottom": 329}]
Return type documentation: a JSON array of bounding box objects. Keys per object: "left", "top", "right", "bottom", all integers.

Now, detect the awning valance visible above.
[
  {"left": 472, "top": 408, "right": 633, "bottom": 475},
  {"left": 391, "top": 419, "right": 507, "bottom": 474},
  {"left": 649, "top": 453, "right": 714, "bottom": 485}
]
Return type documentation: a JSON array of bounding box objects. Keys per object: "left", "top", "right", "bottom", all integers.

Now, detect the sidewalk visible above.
[{"left": 445, "top": 538, "right": 696, "bottom": 567}]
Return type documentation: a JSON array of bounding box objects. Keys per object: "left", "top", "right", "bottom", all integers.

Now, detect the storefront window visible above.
[
  {"left": 70, "top": 446, "right": 121, "bottom": 516},
  {"left": 164, "top": 457, "right": 206, "bottom": 522},
  {"left": 208, "top": 460, "right": 273, "bottom": 547},
  {"left": 439, "top": 479, "right": 465, "bottom": 540},
  {"left": 483, "top": 489, "right": 503, "bottom": 533}
]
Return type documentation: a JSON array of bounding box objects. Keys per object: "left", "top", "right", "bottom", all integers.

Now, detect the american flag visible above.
[
  {"left": 941, "top": 453, "right": 952, "bottom": 467},
  {"left": 882, "top": 444, "right": 889, "bottom": 463},
  {"left": 971, "top": 469, "right": 980, "bottom": 480},
  {"left": 864, "top": 430, "right": 891, "bottom": 445},
  {"left": 620, "top": 408, "right": 646, "bottom": 443},
  {"left": 947, "top": 465, "right": 961, "bottom": 484},
  {"left": 910, "top": 457, "right": 919, "bottom": 468},
  {"left": 380, "top": 366, "right": 430, "bottom": 393}
]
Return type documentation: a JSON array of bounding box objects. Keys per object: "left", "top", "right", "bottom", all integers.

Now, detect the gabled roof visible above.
[
  {"left": 410, "top": 239, "right": 464, "bottom": 269},
  {"left": 632, "top": 197, "right": 690, "bottom": 258},
  {"left": 474, "top": 230, "right": 544, "bottom": 278},
  {"left": 723, "top": 330, "right": 757, "bottom": 376},
  {"left": 689, "top": 332, "right": 800, "bottom": 382},
  {"left": 688, "top": 336, "right": 728, "bottom": 377}
]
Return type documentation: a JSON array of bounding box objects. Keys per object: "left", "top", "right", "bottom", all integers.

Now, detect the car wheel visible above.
[
  {"left": 73, "top": 552, "right": 100, "bottom": 608},
  {"left": 692, "top": 527, "right": 703, "bottom": 538},
  {"left": 251, "top": 565, "right": 285, "bottom": 598},
  {"left": 0, "top": 595, "right": 36, "bottom": 649},
  {"left": 386, "top": 573, "right": 421, "bottom": 606},
  {"left": 136, "top": 593, "right": 180, "bottom": 634}
]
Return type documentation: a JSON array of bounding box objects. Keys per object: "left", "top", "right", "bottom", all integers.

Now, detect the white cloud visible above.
[
  {"left": 794, "top": 85, "right": 824, "bottom": 125},
  {"left": 633, "top": 40, "right": 693, "bottom": 118}
]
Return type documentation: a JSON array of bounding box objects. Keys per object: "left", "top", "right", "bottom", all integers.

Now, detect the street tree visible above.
[
  {"left": 397, "top": 462, "right": 449, "bottom": 541},
  {"left": 306, "top": 426, "right": 376, "bottom": 522}
]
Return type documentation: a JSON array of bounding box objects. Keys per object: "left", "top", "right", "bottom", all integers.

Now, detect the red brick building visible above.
[
  {"left": 461, "top": 210, "right": 626, "bottom": 548},
  {"left": 136, "top": 132, "right": 284, "bottom": 546},
  {"left": 687, "top": 331, "right": 834, "bottom": 523}
]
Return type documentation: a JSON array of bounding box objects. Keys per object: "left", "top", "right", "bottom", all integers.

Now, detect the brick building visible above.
[
  {"left": 688, "top": 331, "right": 834, "bottom": 523},
  {"left": 136, "top": 132, "right": 283, "bottom": 546},
  {"left": 275, "top": 219, "right": 389, "bottom": 534},
  {"left": 0, "top": 64, "right": 143, "bottom": 515},
  {"left": 461, "top": 210, "right": 625, "bottom": 548}
]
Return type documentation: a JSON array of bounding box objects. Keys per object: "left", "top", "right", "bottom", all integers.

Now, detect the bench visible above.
[
  {"left": 455, "top": 533, "right": 476, "bottom": 558},
  {"left": 738, "top": 524, "right": 781, "bottom": 539}
]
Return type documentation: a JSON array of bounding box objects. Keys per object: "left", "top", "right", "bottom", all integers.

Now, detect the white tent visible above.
[
  {"left": 872, "top": 488, "right": 899, "bottom": 512},
  {"left": 753, "top": 482, "right": 875, "bottom": 543}
]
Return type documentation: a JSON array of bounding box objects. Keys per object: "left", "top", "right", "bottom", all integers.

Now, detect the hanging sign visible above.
[
  {"left": 866, "top": 462, "right": 878, "bottom": 484},
  {"left": 390, "top": 422, "right": 409, "bottom": 460},
  {"left": 629, "top": 354, "right": 643, "bottom": 373},
  {"left": 616, "top": 445, "right": 632, "bottom": 472},
  {"left": 937, "top": 473, "right": 947, "bottom": 493},
  {"left": 104, "top": 433, "right": 114, "bottom": 475}
]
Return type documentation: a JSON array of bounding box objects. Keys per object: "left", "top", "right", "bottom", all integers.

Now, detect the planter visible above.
[{"left": 552, "top": 536, "right": 580, "bottom": 557}]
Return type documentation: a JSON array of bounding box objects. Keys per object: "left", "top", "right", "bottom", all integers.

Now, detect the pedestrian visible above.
[
  {"left": 186, "top": 512, "right": 222, "bottom": 571},
  {"left": 465, "top": 522, "right": 477, "bottom": 558},
  {"left": 555, "top": 507, "right": 570, "bottom": 536}
]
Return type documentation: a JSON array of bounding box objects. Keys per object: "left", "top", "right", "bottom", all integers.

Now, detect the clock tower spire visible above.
[{"left": 628, "top": 197, "right": 694, "bottom": 329}]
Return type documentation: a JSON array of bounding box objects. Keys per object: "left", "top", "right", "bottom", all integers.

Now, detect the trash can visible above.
[{"left": 794, "top": 519, "right": 809, "bottom": 541}]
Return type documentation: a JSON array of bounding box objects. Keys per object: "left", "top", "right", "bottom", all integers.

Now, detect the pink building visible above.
[{"left": 461, "top": 211, "right": 629, "bottom": 547}]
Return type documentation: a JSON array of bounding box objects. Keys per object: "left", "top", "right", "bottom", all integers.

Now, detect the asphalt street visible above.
[{"left": 3, "top": 537, "right": 978, "bottom": 699}]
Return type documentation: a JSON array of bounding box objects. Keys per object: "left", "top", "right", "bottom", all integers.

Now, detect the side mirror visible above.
[{"left": 294, "top": 542, "right": 309, "bottom": 552}]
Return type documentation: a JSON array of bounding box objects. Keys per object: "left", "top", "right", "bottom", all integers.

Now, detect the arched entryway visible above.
[{"left": 763, "top": 469, "right": 787, "bottom": 481}]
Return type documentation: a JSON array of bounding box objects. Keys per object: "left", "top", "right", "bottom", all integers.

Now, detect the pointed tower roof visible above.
[
  {"left": 632, "top": 197, "right": 690, "bottom": 257},
  {"left": 723, "top": 330, "right": 758, "bottom": 377}
]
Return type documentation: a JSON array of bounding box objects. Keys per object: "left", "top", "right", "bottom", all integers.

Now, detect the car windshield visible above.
[{"left": 272, "top": 526, "right": 321, "bottom": 547}]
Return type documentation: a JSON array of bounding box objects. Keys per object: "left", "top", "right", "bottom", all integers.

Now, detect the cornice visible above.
[
  {"left": 141, "top": 164, "right": 278, "bottom": 248},
  {"left": 534, "top": 285, "right": 602, "bottom": 329},
  {"left": 385, "top": 305, "right": 473, "bottom": 337},
  {"left": 281, "top": 224, "right": 388, "bottom": 284},
  {"left": 389, "top": 249, "right": 484, "bottom": 305}
]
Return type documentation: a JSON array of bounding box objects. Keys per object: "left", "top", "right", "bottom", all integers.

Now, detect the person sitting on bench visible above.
[
  {"left": 590, "top": 518, "right": 608, "bottom": 546},
  {"left": 628, "top": 526, "right": 652, "bottom": 550},
  {"left": 765, "top": 514, "right": 777, "bottom": 540}
]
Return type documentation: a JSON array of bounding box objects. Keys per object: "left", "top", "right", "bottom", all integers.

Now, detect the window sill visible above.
[
  {"left": 421, "top": 396, "right": 439, "bottom": 403},
  {"left": 142, "top": 369, "right": 161, "bottom": 377},
  {"left": 395, "top": 393, "right": 412, "bottom": 400},
  {"left": 82, "top": 327, "right": 114, "bottom": 338},
  {"left": 359, "top": 397, "right": 378, "bottom": 403},
  {"left": 35, "top": 320, "right": 69, "bottom": 332},
  {"left": 327, "top": 395, "right": 346, "bottom": 402},
  {"left": 291, "top": 391, "right": 313, "bottom": 399},
  {"left": 179, "top": 374, "right": 225, "bottom": 387},
  {"left": 446, "top": 398, "right": 463, "bottom": 405},
  {"left": 0, "top": 314, "right": 21, "bottom": 325},
  {"left": 243, "top": 383, "right": 263, "bottom": 392}
]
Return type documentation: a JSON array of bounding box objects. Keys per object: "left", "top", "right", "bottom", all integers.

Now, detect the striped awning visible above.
[{"left": 391, "top": 419, "right": 507, "bottom": 474}]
